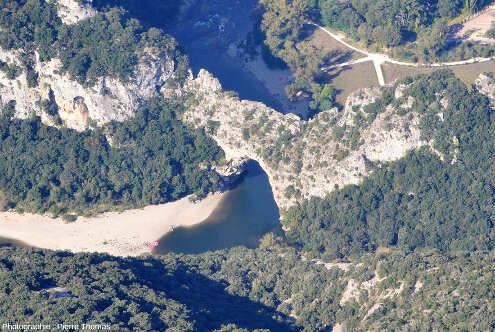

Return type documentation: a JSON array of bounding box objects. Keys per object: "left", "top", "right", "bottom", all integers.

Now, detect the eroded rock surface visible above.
[
  {"left": 182, "top": 70, "right": 427, "bottom": 209},
  {"left": 4, "top": 0, "right": 490, "bottom": 212},
  {"left": 476, "top": 73, "right": 495, "bottom": 102},
  {"left": 54, "top": 0, "right": 97, "bottom": 25},
  {"left": 0, "top": 48, "right": 174, "bottom": 130}
]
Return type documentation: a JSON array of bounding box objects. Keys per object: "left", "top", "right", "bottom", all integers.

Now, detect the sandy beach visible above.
[{"left": 0, "top": 192, "right": 227, "bottom": 256}]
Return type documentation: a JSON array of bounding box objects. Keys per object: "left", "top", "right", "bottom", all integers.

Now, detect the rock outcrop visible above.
[
  {"left": 476, "top": 73, "right": 495, "bottom": 102},
  {"left": 54, "top": 0, "right": 97, "bottom": 25},
  {"left": 0, "top": 48, "right": 174, "bottom": 130},
  {"left": 214, "top": 157, "right": 250, "bottom": 192},
  {"left": 182, "top": 70, "right": 428, "bottom": 209},
  {"left": 4, "top": 0, "right": 486, "bottom": 212}
]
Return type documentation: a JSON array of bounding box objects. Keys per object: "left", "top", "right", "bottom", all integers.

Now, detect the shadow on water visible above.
[
  {"left": 95, "top": 0, "right": 304, "bottom": 114},
  {"left": 154, "top": 160, "right": 280, "bottom": 255},
  {"left": 165, "top": 0, "right": 292, "bottom": 112}
]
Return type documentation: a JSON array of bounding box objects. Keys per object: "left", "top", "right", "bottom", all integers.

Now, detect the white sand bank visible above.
[{"left": 0, "top": 192, "right": 227, "bottom": 256}]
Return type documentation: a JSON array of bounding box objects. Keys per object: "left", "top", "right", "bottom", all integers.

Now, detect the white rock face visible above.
[
  {"left": 182, "top": 70, "right": 427, "bottom": 209},
  {"left": 0, "top": 48, "right": 174, "bottom": 130},
  {"left": 54, "top": 0, "right": 97, "bottom": 25},
  {"left": 476, "top": 73, "right": 495, "bottom": 102}
]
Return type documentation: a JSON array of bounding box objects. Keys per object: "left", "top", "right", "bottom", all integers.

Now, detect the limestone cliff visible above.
[
  {"left": 3, "top": 0, "right": 487, "bottom": 212},
  {"left": 181, "top": 70, "right": 428, "bottom": 209},
  {"left": 0, "top": 0, "right": 176, "bottom": 130},
  {"left": 0, "top": 47, "right": 174, "bottom": 131}
]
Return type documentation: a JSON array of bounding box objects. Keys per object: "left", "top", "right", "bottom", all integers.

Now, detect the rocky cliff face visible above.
[
  {"left": 476, "top": 73, "right": 495, "bottom": 102},
  {"left": 181, "top": 70, "right": 428, "bottom": 209},
  {"left": 0, "top": 0, "right": 176, "bottom": 130},
  {"left": 0, "top": 47, "right": 174, "bottom": 131},
  {"left": 53, "top": 0, "right": 96, "bottom": 25},
  {"left": 0, "top": 0, "right": 423, "bottom": 210}
]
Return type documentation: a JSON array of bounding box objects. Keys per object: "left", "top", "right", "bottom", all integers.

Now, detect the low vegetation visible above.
[
  {"left": 384, "top": 60, "right": 495, "bottom": 86},
  {"left": 324, "top": 61, "right": 379, "bottom": 106}
]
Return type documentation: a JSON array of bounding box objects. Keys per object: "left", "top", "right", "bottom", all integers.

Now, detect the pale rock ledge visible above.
[
  {"left": 53, "top": 0, "right": 97, "bottom": 25},
  {"left": 476, "top": 73, "right": 495, "bottom": 102}
]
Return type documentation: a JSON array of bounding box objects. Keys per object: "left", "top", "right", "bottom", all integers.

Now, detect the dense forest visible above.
[
  {"left": 0, "top": 97, "right": 223, "bottom": 217},
  {"left": 2, "top": 246, "right": 495, "bottom": 331},
  {"left": 3, "top": 1, "right": 495, "bottom": 330},
  {"left": 0, "top": 0, "right": 186, "bottom": 85},
  {"left": 0, "top": 1, "right": 227, "bottom": 217},
  {"left": 318, "top": 0, "right": 493, "bottom": 44},
  {"left": 319, "top": 0, "right": 495, "bottom": 61},
  {"left": 282, "top": 70, "right": 495, "bottom": 259}
]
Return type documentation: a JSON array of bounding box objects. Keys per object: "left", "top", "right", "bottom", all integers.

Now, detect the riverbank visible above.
[
  {"left": 0, "top": 192, "right": 227, "bottom": 256},
  {"left": 226, "top": 43, "right": 310, "bottom": 118},
  {"left": 154, "top": 160, "right": 280, "bottom": 255}
]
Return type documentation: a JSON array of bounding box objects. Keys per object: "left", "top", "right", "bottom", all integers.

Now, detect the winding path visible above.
[{"left": 312, "top": 23, "right": 495, "bottom": 85}]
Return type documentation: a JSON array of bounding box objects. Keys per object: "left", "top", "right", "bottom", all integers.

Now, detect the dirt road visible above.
[{"left": 313, "top": 23, "right": 495, "bottom": 86}]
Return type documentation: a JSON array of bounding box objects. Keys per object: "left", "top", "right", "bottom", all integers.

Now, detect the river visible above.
[
  {"left": 167, "top": 0, "right": 309, "bottom": 116},
  {"left": 154, "top": 160, "right": 280, "bottom": 255},
  {"left": 0, "top": 162, "right": 280, "bottom": 254},
  {"left": 1, "top": 1, "right": 285, "bottom": 254},
  {"left": 182, "top": 44, "right": 285, "bottom": 112}
]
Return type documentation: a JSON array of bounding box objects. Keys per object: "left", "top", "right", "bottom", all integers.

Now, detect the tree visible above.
[
  {"left": 437, "top": 0, "right": 463, "bottom": 19},
  {"left": 309, "top": 83, "right": 336, "bottom": 114},
  {"left": 486, "top": 22, "right": 495, "bottom": 39},
  {"left": 418, "top": 20, "right": 448, "bottom": 56},
  {"left": 372, "top": 25, "right": 402, "bottom": 47}
]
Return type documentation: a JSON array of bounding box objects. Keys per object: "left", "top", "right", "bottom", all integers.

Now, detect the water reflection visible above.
[{"left": 154, "top": 160, "right": 280, "bottom": 255}]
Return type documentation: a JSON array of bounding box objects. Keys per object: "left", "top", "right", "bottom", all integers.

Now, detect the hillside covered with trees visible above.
[
  {"left": 0, "top": 0, "right": 186, "bottom": 85},
  {"left": 255, "top": 0, "right": 338, "bottom": 115},
  {"left": 3, "top": 1, "right": 495, "bottom": 330},
  {"left": 0, "top": 97, "right": 223, "bottom": 217},
  {"left": 2, "top": 246, "right": 495, "bottom": 331},
  {"left": 282, "top": 70, "right": 495, "bottom": 260},
  {"left": 0, "top": 0, "right": 226, "bottom": 217}
]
